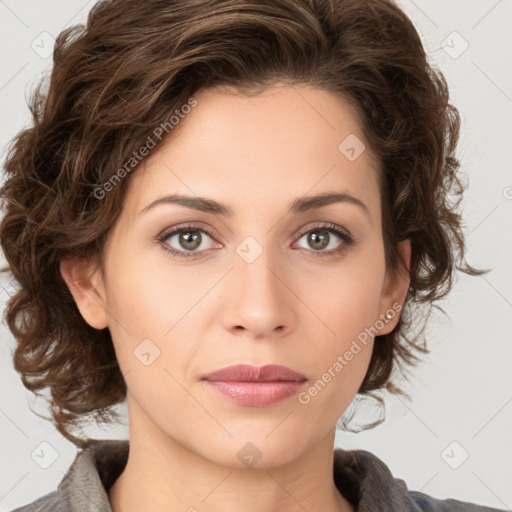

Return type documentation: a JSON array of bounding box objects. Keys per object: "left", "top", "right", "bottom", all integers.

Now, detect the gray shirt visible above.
[{"left": 10, "top": 439, "right": 505, "bottom": 511}]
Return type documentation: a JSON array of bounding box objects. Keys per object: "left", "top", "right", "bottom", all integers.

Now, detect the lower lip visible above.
[{"left": 202, "top": 380, "right": 306, "bottom": 406}]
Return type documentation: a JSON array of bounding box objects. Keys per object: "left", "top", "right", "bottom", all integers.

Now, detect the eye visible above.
[
  {"left": 156, "top": 225, "right": 220, "bottom": 259},
  {"left": 293, "top": 223, "right": 354, "bottom": 257},
  {"left": 156, "top": 222, "right": 354, "bottom": 260}
]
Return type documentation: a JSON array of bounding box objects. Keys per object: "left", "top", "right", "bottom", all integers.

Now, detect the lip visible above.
[
  {"left": 201, "top": 364, "right": 307, "bottom": 407},
  {"left": 202, "top": 364, "right": 307, "bottom": 382}
]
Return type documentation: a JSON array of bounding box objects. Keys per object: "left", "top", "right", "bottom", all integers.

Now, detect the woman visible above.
[{"left": 0, "top": 0, "right": 506, "bottom": 510}]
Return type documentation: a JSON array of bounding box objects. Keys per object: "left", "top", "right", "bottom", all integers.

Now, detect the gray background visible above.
[{"left": 1, "top": 0, "right": 511, "bottom": 510}]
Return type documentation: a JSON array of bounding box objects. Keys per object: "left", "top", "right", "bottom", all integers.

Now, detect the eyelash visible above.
[{"left": 155, "top": 222, "right": 354, "bottom": 260}]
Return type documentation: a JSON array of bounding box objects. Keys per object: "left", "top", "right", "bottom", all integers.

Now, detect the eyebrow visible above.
[{"left": 139, "top": 191, "right": 370, "bottom": 218}]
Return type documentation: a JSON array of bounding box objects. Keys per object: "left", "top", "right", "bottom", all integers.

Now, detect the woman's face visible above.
[{"left": 64, "top": 84, "right": 409, "bottom": 467}]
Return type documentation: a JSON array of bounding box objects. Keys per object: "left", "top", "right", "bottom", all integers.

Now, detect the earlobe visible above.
[
  {"left": 377, "top": 239, "right": 411, "bottom": 335},
  {"left": 60, "top": 257, "right": 109, "bottom": 330}
]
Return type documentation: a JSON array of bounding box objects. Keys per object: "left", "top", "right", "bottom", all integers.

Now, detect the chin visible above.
[{"left": 191, "top": 427, "right": 316, "bottom": 470}]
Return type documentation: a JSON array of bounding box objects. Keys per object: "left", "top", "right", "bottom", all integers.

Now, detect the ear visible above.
[
  {"left": 60, "top": 256, "right": 109, "bottom": 330},
  {"left": 376, "top": 239, "right": 411, "bottom": 335}
]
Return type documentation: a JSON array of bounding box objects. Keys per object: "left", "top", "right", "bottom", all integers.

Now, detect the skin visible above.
[{"left": 61, "top": 83, "right": 410, "bottom": 512}]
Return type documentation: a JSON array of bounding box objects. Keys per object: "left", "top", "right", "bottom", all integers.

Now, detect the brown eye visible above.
[
  {"left": 294, "top": 223, "right": 354, "bottom": 257},
  {"left": 158, "top": 225, "right": 219, "bottom": 258},
  {"left": 177, "top": 230, "right": 202, "bottom": 251},
  {"left": 306, "top": 229, "right": 330, "bottom": 251}
]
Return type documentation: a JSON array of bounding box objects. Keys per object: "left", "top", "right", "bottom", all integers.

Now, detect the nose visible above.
[{"left": 221, "top": 247, "right": 297, "bottom": 340}]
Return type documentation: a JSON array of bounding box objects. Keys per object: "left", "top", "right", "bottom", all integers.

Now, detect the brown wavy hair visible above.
[{"left": 0, "top": 0, "right": 484, "bottom": 447}]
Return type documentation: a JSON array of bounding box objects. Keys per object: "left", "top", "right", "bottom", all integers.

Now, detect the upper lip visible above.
[{"left": 201, "top": 364, "right": 307, "bottom": 382}]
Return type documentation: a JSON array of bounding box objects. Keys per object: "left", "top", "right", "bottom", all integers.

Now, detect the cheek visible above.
[
  {"left": 299, "top": 242, "right": 386, "bottom": 344},
  {"left": 102, "top": 245, "right": 211, "bottom": 382},
  {"left": 296, "top": 288, "right": 378, "bottom": 427},
  {"left": 296, "top": 243, "right": 385, "bottom": 383},
  {"left": 100, "top": 244, "right": 171, "bottom": 368},
  {"left": 103, "top": 243, "right": 185, "bottom": 334}
]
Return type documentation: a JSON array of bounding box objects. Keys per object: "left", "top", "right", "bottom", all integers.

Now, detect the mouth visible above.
[{"left": 201, "top": 364, "right": 307, "bottom": 407}]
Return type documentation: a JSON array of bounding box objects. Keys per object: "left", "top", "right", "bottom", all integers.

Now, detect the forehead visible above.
[{"left": 123, "top": 84, "right": 381, "bottom": 223}]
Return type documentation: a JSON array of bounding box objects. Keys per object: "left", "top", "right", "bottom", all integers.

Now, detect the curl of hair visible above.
[{"left": 0, "top": 0, "right": 485, "bottom": 446}]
